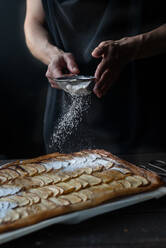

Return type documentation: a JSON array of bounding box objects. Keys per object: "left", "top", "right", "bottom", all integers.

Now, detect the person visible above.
[{"left": 24, "top": 0, "right": 166, "bottom": 155}]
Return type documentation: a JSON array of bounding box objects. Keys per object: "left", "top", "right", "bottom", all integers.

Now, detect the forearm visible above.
[
  {"left": 24, "top": 19, "right": 62, "bottom": 65},
  {"left": 118, "top": 24, "right": 166, "bottom": 62}
]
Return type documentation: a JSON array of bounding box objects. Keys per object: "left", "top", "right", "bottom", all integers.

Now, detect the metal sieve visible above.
[{"left": 54, "top": 75, "right": 95, "bottom": 96}]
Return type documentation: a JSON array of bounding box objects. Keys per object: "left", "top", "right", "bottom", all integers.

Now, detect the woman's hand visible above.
[
  {"left": 46, "top": 51, "right": 80, "bottom": 88},
  {"left": 92, "top": 38, "right": 137, "bottom": 98}
]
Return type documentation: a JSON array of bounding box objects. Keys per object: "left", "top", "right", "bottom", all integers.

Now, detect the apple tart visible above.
[{"left": 0, "top": 149, "right": 163, "bottom": 233}]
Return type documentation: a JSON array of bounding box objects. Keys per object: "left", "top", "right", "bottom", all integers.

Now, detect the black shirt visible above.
[{"left": 42, "top": 0, "right": 166, "bottom": 155}]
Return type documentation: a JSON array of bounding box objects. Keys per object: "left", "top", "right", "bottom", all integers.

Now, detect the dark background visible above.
[{"left": 0, "top": 0, "right": 47, "bottom": 159}]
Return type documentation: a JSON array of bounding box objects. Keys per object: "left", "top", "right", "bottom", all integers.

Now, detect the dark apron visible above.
[{"left": 42, "top": 0, "right": 166, "bottom": 154}]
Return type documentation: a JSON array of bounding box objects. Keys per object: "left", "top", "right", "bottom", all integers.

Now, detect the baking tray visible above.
[{"left": 0, "top": 186, "right": 166, "bottom": 245}]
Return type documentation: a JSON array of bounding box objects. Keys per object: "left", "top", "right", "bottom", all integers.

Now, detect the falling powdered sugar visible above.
[{"left": 49, "top": 95, "right": 91, "bottom": 152}]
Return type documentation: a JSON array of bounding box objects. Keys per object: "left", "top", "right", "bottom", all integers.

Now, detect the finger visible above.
[
  {"left": 51, "top": 66, "right": 64, "bottom": 79},
  {"left": 93, "top": 69, "right": 111, "bottom": 97},
  {"left": 94, "top": 58, "right": 109, "bottom": 80},
  {"left": 94, "top": 69, "right": 110, "bottom": 89},
  {"left": 48, "top": 78, "right": 60, "bottom": 89},
  {"left": 91, "top": 46, "right": 106, "bottom": 58},
  {"left": 64, "top": 53, "right": 80, "bottom": 74},
  {"left": 101, "top": 69, "right": 111, "bottom": 85}
]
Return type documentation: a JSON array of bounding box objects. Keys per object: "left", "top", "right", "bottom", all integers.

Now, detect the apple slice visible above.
[
  {"left": 73, "top": 192, "right": 88, "bottom": 202},
  {"left": 45, "top": 173, "right": 61, "bottom": 183},
  {"left": 109, "top": 181, "right": 124, "bottom": 190},
  {"left": 125, "top": 176, "right": 142, "bottom": 188},
  {"left": 79, "top": 174, "right": 102, "bottom": 186},
  {"left": 20, "top": 164, "right": 38, "bottom": 176},
  {"left": 16, "top": 207, "right": 29, "bottom": 218},
  {"left": 75, "top": 178, "right": 89, "bottom": 188},
  {"left": 133, "top": 175, "right": 149, "bottom": 186},
  {"left": 21, "top": 192, "right": 40, "bottom": 205},
  {"left": 59, "top": 194, "right": 82, "bottom": 204},
  {"left": 0, "top": 169, "right": 19, "bottom": 180},
  {"left": 119, "top": 179, "right": 131, "bottom": 188},
  {"left": 29, "top": 187, "right": 53, "bottom": 199},
  {"left": 56, "top": 182, "right": 75, "bottom": 194},
  {"left": 0, "top": 175, "right": 8, "bottom": 184},
  {"left": 49, "top": 197, "right": 70, "bottom": 206},
  {"left": 29, "top": 163, "right": 46, "bottom": 174},
  {"left": 9, "top": 165, "right": 28, "bottom": 177},
  {"left": 34, "top": 175, "right": 53, "bottom": 185},
  {"left": 3, "top": 210, "right": 20, "bottom": 223},
  {"left": 67, "top": 179, "right": 82, "bottom": 191},
  {"left": 45, "top": 185, "right": 60, "bottom": 197}
]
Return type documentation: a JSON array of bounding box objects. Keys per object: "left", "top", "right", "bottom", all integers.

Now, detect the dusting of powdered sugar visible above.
[
  {"left": 0, "top": 202, "right": 17, "bottom": 219},
  {"left": 49, "top": 95, "right": 91, "bottom": 152},
  {"left": 0, "top": 186, "right": 21, "bottom": 198},
  {"left": 42, "top": 160, "right": 69, "bottom": 171},
  {"left": 41, "top": 153, "right": 118, "bottom": 172},
  {"left": 110, "top": 167, "right": 130, "bottom": 174}
]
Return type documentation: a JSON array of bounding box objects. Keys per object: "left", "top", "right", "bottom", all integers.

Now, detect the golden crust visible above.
[{"left": 0, "top": 149, "right": 163, "bottom": 233}]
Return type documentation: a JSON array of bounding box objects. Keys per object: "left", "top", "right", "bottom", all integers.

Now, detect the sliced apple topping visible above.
[
  {"left": 92, "top": 165, "right": 103, "bottom": 172},
  {"left": 16, "top": 207, "right": 29, "bottom": 218},
  {"left": 9, "top": 165, "right": 28, "bottom": 177},
  {"left": 60, "top": 193, "right": 82, "bottom": 204},
  {"left": 0, "top": 171, "right": 12, "bottom": 181},
  {"left": 109, "top": 181, "right": 124, "bottom": 190},
  {"left": 133, "top": 175, "right": 149, "bottom": 186},
  {"left": 104, "top": 162, "right": 114, "bottom": 169},
  {"left": 3, "top": 210, "right": 20, "bottom": 223},
  {"left": 75, "top": 178, "right": 89, "bottom": 188},
  {"left": 125, "top": 176, "right": 142, "bottom": 188},
  {"left": 29, "top": 163, "right": 46, "bottom": 174},
  {"left": 79, "top": 174, "right": 102, "bottom": 186},
  {"left": 79, "top": 189, "right": 93, "bottom": 200},
  {"left": 0, "top": 195, "right": 30, "bottom": 207},
  {"left": 34, "top": 175, "right": 53, "bottom": 185},
  {"left": 56, "top": 173, "right": 71, "bottom": 182},
  {"left": 56, "top": 182, "right": 75, "bottom": 194},
  {"left": 0, "top": 175, "right": 7, "bottom": 184},
  {"left": 67, "top": 179, "right": 82, "bottom": 191},
  {"left": 45, "top": 185, "right": 60, "bottom": 196},
  {"left": 83, "top": 167, "right": 93, "bottom": 175},
  {"left": 119, "top": 179, "right": 131, "bottom": 188},
  {"left": 45, "top": 173, "right": 61, "bottom": 183},
  {"left": 19, "top": 164, "right": 38, "bottom": 176},
  {"left": 0, "top": 185, "right": 21, "bottom": 197},
  {"left": 29, "top": 187, "right": 53, "bottom": 199},
  {"left": 0, "top": 169, "right": 19, "bottom": 180},
  {"left": 14, "top": 177, "right": 43, "bottom": 189},
  {"left": 73, "top": 192, "right": 88, "bottom": 202},
  {"left": 20, "top": 192, "right": 40, "bottom": 205},
  {"left": 93, "top": 171, "right": 115, "bottom": 183},
  {"left": 49, "top": 197, "right": 70, "bottom": 206}
]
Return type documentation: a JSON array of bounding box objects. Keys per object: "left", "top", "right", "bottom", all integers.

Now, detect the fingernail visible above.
[
  {"left": 93, "top": 87, "right": 98, "bottom": 94},
  {"left": 72, "top": 67, "right": 78, "bottom": 72},
  {"left": 94, "top": 88, "right": 102, "bottom": 98}
]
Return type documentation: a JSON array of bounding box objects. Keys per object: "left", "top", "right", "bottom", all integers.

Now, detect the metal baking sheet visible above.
[{"left": 0, "top": 186, "right": 166, "bottom": 245}]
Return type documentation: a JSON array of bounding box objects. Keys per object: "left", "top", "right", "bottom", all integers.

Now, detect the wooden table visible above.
[{"left": 1, "top": 153, "right": 166, "bottom": 248}]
